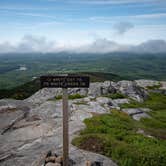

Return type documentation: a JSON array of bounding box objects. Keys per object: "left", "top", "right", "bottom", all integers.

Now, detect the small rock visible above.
[
  {"left": 55, "top": 156, "right": 63, "bottom": 163},
  {"left": 96, "top": 97, "right": 112, "bottom": 105},
  {"left": 132, "top": 113, "right": 150, "bottom": 121},
  {"left": 137, "top": 129, "right": 145, "bottom": 134},
  {"left": 46, "top": 163, "right": 61, "bottom": 166},
  {"left": 137, "top": 129, "right": 154, "bottom": 138},
  {"left": 160, "top": 81, "right": 166, "bottom": 90},
  {"left": 140, "top": 108, "right": 151, "bottom": 112},
  {"left": 85, "top": 160, "right": 91, "bottom": 166},
  {"left": 45, "top": 156, "right": 56, "bottom": 163},
  {"left": 112, "top": 99, "right": 129, "bottom": 105}
]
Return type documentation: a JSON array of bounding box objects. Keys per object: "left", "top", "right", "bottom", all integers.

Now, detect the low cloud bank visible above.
[{"left": 0, "top": 35, "right": 166, "bottom": 54}]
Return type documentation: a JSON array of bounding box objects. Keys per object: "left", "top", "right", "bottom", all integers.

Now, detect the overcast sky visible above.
[{"left": 0, "top": 0, "right": 166, "bottom": 53}]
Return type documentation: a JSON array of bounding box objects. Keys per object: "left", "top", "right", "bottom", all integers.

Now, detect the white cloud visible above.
[
  {"left": 113, "top": 22, "right": 134, "bottom": 35},
  {"left": 0, "top": 42, "right": 15, "bottom": 53},
  {"left": 70, "top": 39, "right": 166, "bottom": 53},
  {"left": 0, "top": 35, "right": 166, "bottom": 54},
  {"left": 0, "top": 35, "right": 57, "bottom": 53},
  {"left": 131, "top": 40, "right": 166, "bottom": 53},
  {"left": 71, "top": 38, "right": 130, "bottom": 53},
  {"left": 17, "top": 35, "right": 55, "bottom": 52}
]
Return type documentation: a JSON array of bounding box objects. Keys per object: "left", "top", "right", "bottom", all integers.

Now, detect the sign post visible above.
[
  {"left": 40, "top": 75, "right": 90, "bottom": 166},
  {"left": 62, "top": 87, "right": 69, "bottom": 166}
]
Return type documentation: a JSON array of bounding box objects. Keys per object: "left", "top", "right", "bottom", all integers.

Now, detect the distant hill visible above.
[
  {"left": 0, "top": 72, "right": 123, "bottom": 100},
  {"left": 0, "top": 79, "right": 40, "bottom": 100},
  {"left": 0, "top": 52, "right": 166, "bottom": 89}
]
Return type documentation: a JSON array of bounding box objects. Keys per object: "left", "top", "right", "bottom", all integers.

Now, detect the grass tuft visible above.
[
  {"left": 51, "top": 94, "right": 86, "bottom": 100},
  {"left": 104, "top": 93, "right": 126, "bottom": 99}
]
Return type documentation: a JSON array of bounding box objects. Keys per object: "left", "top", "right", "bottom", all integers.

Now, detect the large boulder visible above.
[
  {"left": 116, "top": 81, "right": 148, "bottom": 102},
  {"left": 88, "top": 82, "right": 103, "bottom": 97},
  {"left": 88, "top": 81, "right": 117, "bottom": 97},
  {"left": 101, "top": 81, "right": 116, "bottom": 95}
]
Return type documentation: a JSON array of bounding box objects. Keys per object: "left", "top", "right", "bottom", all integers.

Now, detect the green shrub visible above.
[
  {"left": 55, "top": 95, "right": 62, "bottom": 100},
  {"left": 68, "top": 94, "right": 85, "bottom": 99},
  {"left": 104, "top": 93, "right": 126, "bottom": 99},
  {"left": 121, "top": 93, "right": 166, "bottom": 139},
  {"left": 72, "top": 110, "right": 166, "bottom": 166},
  {"left": 52, "top": 94, "right": 85, "bottom": 100},
  {"left": 147, "top": 84, "right": 161, "bottom": 90}
]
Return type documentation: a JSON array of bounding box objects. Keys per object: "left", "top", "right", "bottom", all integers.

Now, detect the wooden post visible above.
[
  {"left": 62, "top": 88, "right": 69, "bottom": 166},
  {"left": 40, "top": 75, "right": 89, "bottom": 166}
]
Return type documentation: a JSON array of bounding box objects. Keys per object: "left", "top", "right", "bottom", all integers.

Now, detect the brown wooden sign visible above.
[
  {"left": 40, "top": 74, "right": 90, "bottom": 166},
  {"left": 40, "top": 75, "right": 90, "bottom": 88}
]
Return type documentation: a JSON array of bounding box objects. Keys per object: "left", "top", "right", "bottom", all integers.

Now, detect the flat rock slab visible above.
[
  {"left": 122, "top": 108, "right": 151, "bottom": 115},
  {"left": 132, "top": 113, "right": 151, "bottom": 121},
  {"left": 0, "top": 101, "right": 30, "bottom": 135},
  {"left": 121, "top": 108, "right": 143, "bottom": 115},
  {"left": 112, "top": 99, "right": 129, "bottom": 105},
  {"left": 0, "top": 109, "right": 23, "bottom": 132},
  {"left": 96, "top": 97, "right": 113, "bottom": 105},
  {"left": 0, "top": 98, "right": 117, "bottom": 166},
  {"left": 121, "top": 108, "right": 151, "bottom": 121}
]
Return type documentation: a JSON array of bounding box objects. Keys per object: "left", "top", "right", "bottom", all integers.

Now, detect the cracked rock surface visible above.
[
  {"left": 0, "top": 80, "right": 165, "bottom": 165},
  {"left": 0, "top": 97, "right": 117, "bottom": 166}
]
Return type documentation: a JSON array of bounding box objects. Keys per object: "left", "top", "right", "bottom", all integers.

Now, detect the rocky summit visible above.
[{"left": 0, "top": 80, "right": 165, "bottom": 166}]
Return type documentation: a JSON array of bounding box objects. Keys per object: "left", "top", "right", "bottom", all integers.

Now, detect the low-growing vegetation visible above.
[
  {"left": 121, "top": 92, "right": 166, "bottom": 139},
  {"left": 72, "top": 92, "right": 166, "bottom": 166},
  {"left": 104, "top": 93, "right": 126, "bottom": 99},
  {"left": 54, "top": 95, "right": 62, "bottom": 100},
  {"left": 146, "top": 84, "right": 161, "bottom": 90},
  {"left": 74, "top": 101, "right": 88, "bottom": 105},
  {"left": 69, "top": 94, "right": 86, "bottom": 100},
  {"left": 52, "top": 94, "right": 86, "bottom": 100}
]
